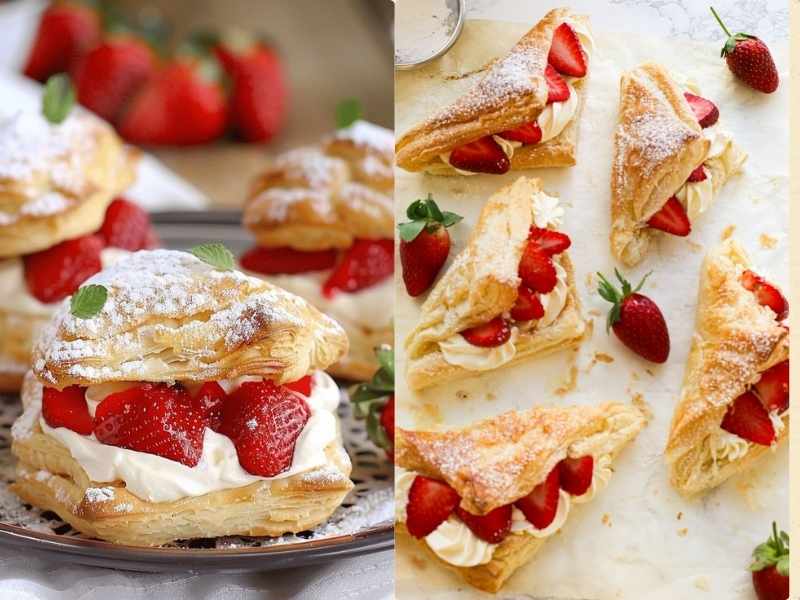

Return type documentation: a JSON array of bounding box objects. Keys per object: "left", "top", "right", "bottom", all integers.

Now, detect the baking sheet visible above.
[{"left": 394, "top": 20, "right": 789, "bottom": 600}]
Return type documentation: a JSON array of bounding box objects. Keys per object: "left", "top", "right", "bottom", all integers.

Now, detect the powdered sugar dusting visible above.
[
  {"left": 84, "top": 486, "right": 115, "bottom": 503},
  {"left": 333, "top": 120, "right": 394, "bottom": 155}
]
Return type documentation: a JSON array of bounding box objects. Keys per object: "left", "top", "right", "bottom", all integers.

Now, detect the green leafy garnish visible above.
[
  {"left": 750, "top": 522, "right": 789, "bottom": 577},
  {"left": 335, "top": 98, "right": 362, "bottom": 129},
  {"left": 70, "top": 285, "right": 108, "bottom": 319},
  {"left": 42, "top": 74, "right": 76, "bottom": 125},
  {"left": 190, "top": 242, "right": 235, "bottom": 271},
  {"left": 350, "top": 345, "right": 394, "bottom": 455},
  {"left": 397, "top": 193, "right": 462, "bottom": 242},
  {"left": 596, "top": 269, "right": 651, "bottom": 332}
]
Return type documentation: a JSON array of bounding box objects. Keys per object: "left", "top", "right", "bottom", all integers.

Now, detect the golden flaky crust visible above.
[
  {"left": 0, "top": 308, "right": 49, "bottom": 391},
  {"left": 33, "top": 250, "right": 349, "bottom": 388},
  {"left": 244, "top": 121, "right": 394, "bottom": 251},
  {"left": 395, "top": 8, "right": 590, "bottom": 173},
  {"left": 325, "top": 321, "right": 392, "bottom": 382},
  {"left": 0, "top": 114, "right": 137, "bottom": 258},
  {"left": 610, "top": 63, "right": 709, "bottom": 266},
  {"left": 404, "top": 177, "right": 586, "bottom": 391},
  {"left": 665, "top": 239, "right": 789, "bottom": 497}
]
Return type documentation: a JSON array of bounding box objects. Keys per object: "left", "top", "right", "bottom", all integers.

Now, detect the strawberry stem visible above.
[{"left": 709, "top": 7, "right": 732, "bottom": 37}]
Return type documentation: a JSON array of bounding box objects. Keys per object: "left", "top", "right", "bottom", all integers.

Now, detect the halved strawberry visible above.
[
  {"left": 515, "top": 465, "right": 560, "bottom": 530},
  {"left": 322, "top": 239, "right": 394, "bottom": 298},
  {"left": 721, "top": 390, "right": 776, "bottom": 446},
  {"left": 455, "top": 505, "right": 513, "bottom": 544},
  {"left": 548, "top": 22, "right": 587, "bottom": 77},
  {"left": 754, "top": 360, "right": 789, "bottom": 414},
  {"left": 240, "top": 245, "right": 338, "bottom": 275},
  {"left": 219, "top": 380, "right": 311, "bottom": 477},
  {"left": 687, "top": 165, "right": 708, "bottom": 183},
  {"left": 647, "top": 196, "right": 691, "bottom": 237},
  {"left": 285, "top": 375, "right": 313, "bottom": 397},
  {"left": 406, "top": 475, "right": 461, "bottom": 538},
  {"left": 94, "top": 384, "right": 206, "bottom": 466},
  {"left": 448, "top": 136, "right": 510, "bottom": 175},
  {"left": 23, "top": 234, "right": 104, "bottom": 303},
  {"left": 559, "top": 456, "right": 594, "bottom": 496},
  {"left": 100, "top": 197, "right": 158, "bottom": 251},
  {"left": 684, "top": 92, "right": 719, "bottom": 128},
  {"left": 42, "top": 386, "right": 92, "bottom": 435},
  {"left": 740, "top": 270, "right": 789, "bottom": 321},
  {"left": 511, "top": 285, "right": 545, "bottom": 322},
  {"left": 518, "top": 243, "right": 557, "bottom": 293},
  {"left": 545, "top": 65, "right": 570, "bottom": 104},
  {"left": 498, "top": 122, "right": 542, "bottom": 145},
  {"left": 529, "top": 227, "right": 571, "bottom": 256},
  {"left": 191, "top": 381, "right": 227, "bottom": 431},
  {"left": 460, "top": 317, "right": 512, "bottom": 348}
]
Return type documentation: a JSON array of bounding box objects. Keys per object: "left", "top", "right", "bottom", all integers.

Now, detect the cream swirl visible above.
[
  {"left": 439, "top": 327, "right": 518, "bottom": 371},
  {"left": 708, "top": 430, "right": 750, "bottom": 466},
  {"left": 395, "top": 466, "right": 416, "bottom": 522},
  {"left": 532, "top": 191, "right": 564, "bottom": 228},
  {"left": 537, "top": 82, "right": 579, "bottom": 143},
  {"left": 572, "top": 454, "right": 613, "bottom": 505},
  {"left": 770, "top": 409, "right": 787, "bottom": 439},
  {"left": 425, "top": 516, "right": 496, "bottom": 566},
  {"left": 510, "top": 489, "right": 571, "bottom": 537}
]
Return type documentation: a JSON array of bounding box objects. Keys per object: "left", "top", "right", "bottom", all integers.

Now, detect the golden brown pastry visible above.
[
  {"left": 404, "top": 176, "right": 586, "bottom": 391},
  {"left": 665, "top": 239, "right": 788, "bottom": 497},
  {"left": 396, "top": 402, "right": 647, "bottom": 592}
]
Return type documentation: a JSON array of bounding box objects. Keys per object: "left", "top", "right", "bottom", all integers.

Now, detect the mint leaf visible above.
[
  {"left": 42, "top": 74, "right": 76, "bottom": 124},
  {"left": 70, "top": 285, "right": 108, "bottom": 319},
  {"left": 190, "top": 243, "right": 234, "bottom": 270},
  {"left": 335, "top": 98, "right": 362, "bottom": 129}
]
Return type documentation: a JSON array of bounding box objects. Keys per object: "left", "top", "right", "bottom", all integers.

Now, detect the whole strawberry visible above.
[
  {"left": 351, "top": 345, "right": 395, "bottom": 460},
  {"left": 399, "top": 194, "right": 462, "bottom": 297},
  {"left": 711, "top": 7, "right": 778, "bottom": 93},
  {"left": 597, "top": 270, "right": 670, "bottom": 363},
  {"left": 750, "top": 522, "right": 789, "bottom": 600}
]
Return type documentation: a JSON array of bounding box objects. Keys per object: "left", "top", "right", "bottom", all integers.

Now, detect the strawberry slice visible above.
[
  {"left": 515, "top": 465, "right": 561, "bottom": 530},
  {"left": 94, "top": 384, "right": 206, "bottom": 466},
  {"left": 220, "top": 380, "right": 311, "bottom": 477},
  {"left": 511, "top": 285, "right": 545, "bottom": 322},
  {"left": 720, "top": 390, "right": 776, "bottom": 446},
  {"left": 380, "top": 395, "right": 395, "bottom": 460},
  {"left": 498, "top": 122, "right": 542, "bottom": 145},
  {"left": 285, "top": 375, "right": 314, "bottom": 397},
  {"left": 240, "top": 245, "right": 338, "bottom": 275},
  {"left": 687, "top": 165, "right": 708, "bottom": 183},
  {"left": 518, "top": 242, "right": 557, "bottom": 293},
  {"left": 322, "top": 239, "right": 394, "bottom": 298},
  {"left": 455, "top": 505, "right": 513, "bottom": 544},
  {"left": 684, "top": 92, "right": 719, "bottom": 128},
  {"left": 529, "top": 227, "right": 571, "bottom": 256},
  {"left": 42, "top": 386, "right": 93, "bottom": 435},
  {"left": 406, "top": 475, "right": 461, "bottom": 538},
  {"left": 460, "top": 317, "right": 512, "bottom": 347},
  {"left": 548, "top": 22, "right": 587, "bottom": 77},
  {"left": 545, "top": 65, "right": 570, "bottom": 104},
  {"left": 191, "top": 382, "right": 227, "bottom": 432},
  {"left": 754, "top": 360, "right": 789, "bottom": 414},
  {"left": 448, "top": 136, "right": 510, "bottom": 175},
  {"left": 740, "top": 270, "right": 789, "bottom": 321},
  {"left": 647, "top": 196, "right": 692, "bottom": 237},
  {"left": 24, "top": 234, "right": 104, "bottom": 303},
  {"left": 100, "top": 197, "right": 158, "bottom": 251},
  {"left": 559, "top": 456, "right": 594, "bottom": 496}
]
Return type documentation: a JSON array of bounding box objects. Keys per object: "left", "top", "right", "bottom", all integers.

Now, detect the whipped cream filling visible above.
[
  {"left": 519, "top": 260, "right": 569, "bottom": 331},
  {"left": 708, "top": 409, "right": 787, "bottom": 470},
  {"left": 532, "top": 190, "right": 565, "bottom": 229},
  {"left": 37, "top": 371, "right": 341, "bottom": 503},
  {"left": 439, "top": 326, "right": 519, "bottom": 372}
]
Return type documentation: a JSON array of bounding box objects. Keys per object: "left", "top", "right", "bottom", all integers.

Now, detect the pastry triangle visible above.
[
  {"left": 404, "top": 176, "right": 586, "bottom": 391},
  {"left": 396, "top": 402, "right": 647, "bottom": 592},
  {"left": 665, "top": 239, "right": 788, "bottom": 497}
]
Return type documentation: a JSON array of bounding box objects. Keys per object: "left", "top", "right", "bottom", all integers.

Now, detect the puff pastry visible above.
[
  {"left": 242, "top": 120, "right": 394, "bottom": 381},
  {"left": 12, "top": 249, "right": 354, "bottom": 545},
  {"left": 665, "top": 239, "right": 788, "bottom": 497},
  {"left": 404, "top": 176, "right": 587, "bottom": 391},
  {"left": 611, "top": 63, "right": 747, "bottom": 266},
  {"left": 396, "top": 8, "right": 592, "bottom": 175},
  {"left": 396, "top": 402, "right": 647, "bottom": 592}
]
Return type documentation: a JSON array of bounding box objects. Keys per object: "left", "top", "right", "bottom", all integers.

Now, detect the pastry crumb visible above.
[
  {"left": 601, "top": 513, "right": 612, "bottom": 527},
  {"left": 677, "top": 528, "right": 688, "bottom": 537},
  {"left": 554, "top": 365, "right": 579, "bottom": 395},
  {"left": 585, "top": 272, "right": 596, "bottom": 290},
  {"left": 594, "top": 352, "right": 614, "bottom": 364},
  {"left": 677, "top": 512, "right": 683, "bottom": 521},
  {"left": 455, "top": 390, "right": 469, "bottom": 401},
  {"left": 645, "top": 369, "right": 655, "bottom": 377},
  {"left": 588, "top": 308, "right": 602, "bottom": 317},
  {"left": 759, "top": 233, "right": 778, "bottom": 249},
  {"left": 630, "top": 371, "right": 639, "bottom": 381},
  {"left": 721, "top": 224, "right": 736, "bottom": 240},
  {"left": 630, "top": 393, "right": 652, "bottom": 422},
  {"left": 694, "top": 576, "right": 709, "bottom": 591},
  {"left": 485, "top": 391, "right": 496, "bottom": 402},
  {"left": 687, "top": 240, "right": 703, "bottom": 253}
]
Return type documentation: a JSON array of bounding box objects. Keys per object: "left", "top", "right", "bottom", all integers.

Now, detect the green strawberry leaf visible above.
[
  {"left": 375, "top": 345, "right": 394, "bottom": 377},
  {"left": 441, "top": 211, "right": 464, "bottom": 228},
  {"left": 190, "top": 243, "right": 235, "bottom": 270},
  {"left": 336, "top": 98, "right": 362, "bottom": 129},
  {"left": 70, "top": 284, "right": 108, "bottom": 319},
  {"left": 42, "top": 74, "right": 76, "bottom": 125},
  {"left": 398, "top": 220, "right": 426, "bottom": 242}
]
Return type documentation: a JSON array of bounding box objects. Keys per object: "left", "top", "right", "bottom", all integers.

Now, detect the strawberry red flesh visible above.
[
  {"left": 559, "top": 455, "right": 594, "bottom": 496},
  {"left": 23, "top": 234, "right": 104, "bottom": 303},
  {"left": 515, "top": 465, "right": 560, "bottom": 530},
  {"left": 752, "top": 566, "right": 789, "bottom": 600},
  {"left": 406, "top": 475, "right": 461, "bottom": 538},
  {"left": 322, "top": 238, "right": 394, "bottom": 298},
  {"left": 400, "top": 225, "right": 450, "bottom": 297},
  {"left": 511, "top": 285, "right": 545, "bottom": 322},
  {"left": 548, "top": 22, "right": 587, "bottom": 77},
  {"left": 518, "top": 242, "right": 557, "bottom": 293},
  {"left": 240, "top": 245, "right": 338, "bottom": 275},
  {"left": 721, "top": 390, "right": 776, "bottom": 446},
  {"left": 498, "top": 122, "right": 542, "bottom": 145},
  {"left": 741, "top": 270, "right": 789, "bottom": 321},
  {"left": 754, "top": 360, "right": 789, "bottom": 415},
  {"left": 191, "top": 381, "right": 227, "bottom": 432},
  {"left": 42, "top": 386, "right": 93, "bottom": 435},
  {"left": 448, "top": 136, "right": 510, "bottom": 175},
  {"left": 613, "top": 293, "right": 670, "bottom": 363},
  {"left": 380, "top": 395, "right": 395, "bottom": 459},
  {"left": 460, "top": 317, "right": 512, "bottom": 348},
  {"left": 544, "top": 65, "right": 570, "bottom": 104},
  {"left": 100, "top": 197, "right": 158, "bottom": 251},
  {"left": 285, "top": 375, "right": 314, "bottom": 397},
  {"left": 455, "top": 505, "right": 513, "bottom": 544},
  {"left": 647, "top": 196, "right": 692, "bottom": 237},
  {"left": 687, "top": 165, "right": 708, "bottom": 183},
  {"left": 684, "top": 92, "right": 720, "bottom": 128},
  {"left": 529, "top": 227, "right": 571, "bottom": 256}
]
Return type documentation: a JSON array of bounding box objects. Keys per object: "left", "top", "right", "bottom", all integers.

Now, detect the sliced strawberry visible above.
[
  {"left": 448, "top": 136, "right": 510, "bottom": 175},
  {"left": 23, "top": 234, "right": 104, "bottom": 303},
  {"left": 545, "top": 65, "right": 570, "bottom": 104},
  {"left": 498, "top": 122, "right": 542, "bottom": 145},
  {"left": 511, "top": 285, "right": 545, "bottom": 322},
  {"left": 240, "top": 245, "right": 338, "bottom": 275},
  {"left": 380, "top": 395, "right": 395, "bottom": 459},
  {"left": 460, "top": 317, "right": 512, "bottom": 348},
  {"left": 191, "top": 382, "right": 227, "bottom": 431},
  {"left": 687, "top": 165, "right": 708, "bottom": 183},
  {"left": 42, "top": 386, "right": 92, "bottom": 435},
  {"left": 684, "top": 92, "right": 719, "bottom": 128},
  {"left": 518, "top": 242, "right": 557, "bottom": 293},
  {"left": 322, "top": 238, "right": 394, "bottom": 298},
  {"left": 529, "top": 227, "right": 571, "bottom": 256},
  {"left": 406, "top": 475, "right": 461, "bottom": 538},
  {"left": 740, "top": 270, "right": 789, "bottom": 321},
  {"left": 548, "top": 22, "right": 587, "bottom": 77},
  {"left": 515, "top": 466, "right": 561, "bottom": 530},
  {"left": 754, "top": 360, "right": 789, "bottom": 414},
  {"left": 720, "top": 390, "right": 776, "bottom": 446},
  {"left": 94, "top": 384, "right": 206, "bottom": 466},
  {"left": 285, "top": 375, "right": 314, "bottom": 397},
  {"left": 219, "top": 380, "right": 311, "bottom": 477},
  {"left": 647, "top": 196, "right": 691, "bottom": 237},
  {"left": 99, "top": 197, "right": 158, "bottom": 251},
  {"left": 559, "top": 456, "right": 594, "bottom": 496},
  {"left": 455, "top": 505, "right": 513, "bottom": 544}
]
